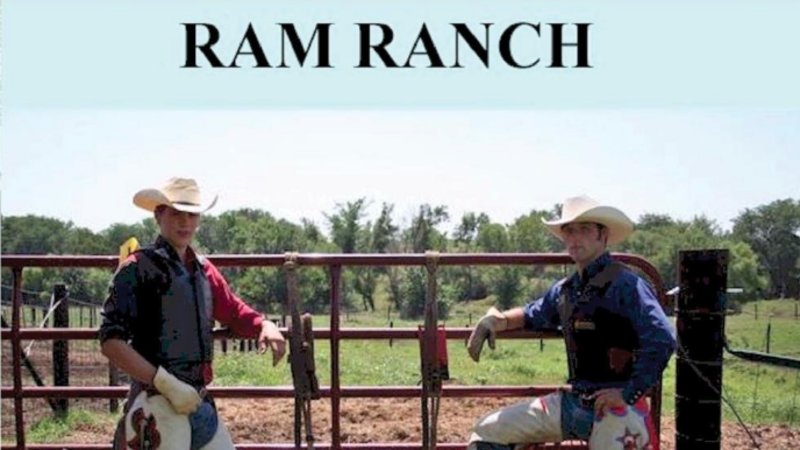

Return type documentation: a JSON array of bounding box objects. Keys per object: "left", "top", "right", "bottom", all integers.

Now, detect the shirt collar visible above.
[
  {"left": 154, "top": 235, "right": 200, "bottom": 268},
  {"left": 569, "top": 251, "right": 613, "bottom": 288}
]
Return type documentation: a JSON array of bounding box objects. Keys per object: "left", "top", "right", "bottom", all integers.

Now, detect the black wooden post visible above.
[
  {"left": 53, "top": 284, "right": 70, "bottom": 418},
  {"left": 766, "top": 321, "right": 772, "bottom": 354},
  {"left": 109, "top": 364, "right": 120, "bottom": 413},
  {"left": 675, "top": 250, "right": 728, "bottom": 450}
]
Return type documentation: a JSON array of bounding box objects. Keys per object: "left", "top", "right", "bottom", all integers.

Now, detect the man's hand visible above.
[
  {"left": 467, "top": 307, "right": 508, "bottom": 362},
  {"left": 152, "top": 366, "right": 202, "bottom": 415},
  {"left": 592, "top": 388, "right": 626, "bottom": 412},
  {"left": 258, "top": 319, "right": 287, "bottom": 366}
]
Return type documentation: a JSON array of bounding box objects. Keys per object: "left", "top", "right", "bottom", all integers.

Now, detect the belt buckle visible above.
[{"left": 578, "top": 392, "right": 595, "bottom": 408}]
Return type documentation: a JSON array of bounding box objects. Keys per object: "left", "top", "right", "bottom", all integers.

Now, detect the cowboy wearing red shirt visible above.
[{"left": 99, "top": 177, "right": 286, "bottom": 449}]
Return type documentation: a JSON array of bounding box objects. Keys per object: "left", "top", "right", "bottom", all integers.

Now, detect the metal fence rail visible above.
[{"left": 0, "top": 253, "right": 667, "bottom": 450}]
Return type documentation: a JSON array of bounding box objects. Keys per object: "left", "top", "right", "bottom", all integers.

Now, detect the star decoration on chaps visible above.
[
  {"left": 615, "top": 426, "right": 641, "bottom": 450},
  {"left": 127, "top": 407, "right": 161, "bottom": 450}
]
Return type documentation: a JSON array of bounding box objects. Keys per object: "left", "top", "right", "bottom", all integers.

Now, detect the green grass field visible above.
[
  {"left": 214, "top": 297, "right": 800, "bottom": 425},
  {"left": 10, "top": 296, "right": 800, "bottom": 444}
]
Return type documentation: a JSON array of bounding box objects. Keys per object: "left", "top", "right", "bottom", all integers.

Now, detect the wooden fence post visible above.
[
  {"left": 766, "top": 321, "right": 772, "bottom": 354},
  {"left": 675, "top": 250, "right": 727, "bottom": 450},
  {"left": 53, "top": 283, "right": 70, "bottom": 418},
  {"left": 109, "top": 365, "right": 120, "bottom": 413}
]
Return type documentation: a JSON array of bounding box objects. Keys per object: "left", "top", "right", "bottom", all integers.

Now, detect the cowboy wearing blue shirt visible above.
[{"left": 466, "top": 195, "right": 676, "bottom": 450}]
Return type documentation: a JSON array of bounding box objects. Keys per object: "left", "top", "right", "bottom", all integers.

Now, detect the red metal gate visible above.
[{"left": 0, "top": 253, "right": 667, "bottom": 450}]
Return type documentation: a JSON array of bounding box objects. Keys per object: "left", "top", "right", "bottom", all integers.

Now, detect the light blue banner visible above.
[{"left": 3, "top": 0, "right": 799, "bottom": 109}]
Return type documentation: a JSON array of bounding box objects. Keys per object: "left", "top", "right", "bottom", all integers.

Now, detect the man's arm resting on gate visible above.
[{"left": 500, "top": 307, "right": 526, "bottom": 331}]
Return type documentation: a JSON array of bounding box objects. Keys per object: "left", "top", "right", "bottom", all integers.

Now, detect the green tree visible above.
[
  {"left": 300, "top": 218, "right": 324, "bottom": 246},
  {"left": 195, "top": 208, "right": 334, "bottom": 314},
  {"left": 102, "top": 220, "right": 159, "bottom": 252},
  {"left": 620, "top": 214, "right": 769, "bottom": 299},
  {"left": 475, "top": 221, "right": 525, "bottom": 309},
  {"left": 508, "top": 209, "right": 559, "bottom": 253},
  {"left": 325, "top": 198, "right": 372, "bottom": 311},
  {"left": 397, "top": 267, "right": 451, "bottom": 320},
  {"left": 390, "top": 205, "right": 451, "bottom": 318},
  {"left": 404, "top": 204, "right": 449, "bottom": 253},
  {"left": 1, "top": 215, "right": 71, "bottom": 254},
  {"left": 372, "top": 203, "right": 399, "bottom": 253},
  {"left": 65, "top": 227, "right": 109, "bottom": 254},
  {"left": 733, "top": 199, "right": 800, "bottom": 298},
  {"left": 448, "top": 212, "right": 490, "bottom": 301},
  {"left": 371, "top": 204, "right": 404, "bottom": 309},
  {"left": 725, "top": 240, "right": 769, "bottom": 301},
  {"left": 325, "top": 199, "right": 367, "bottom": 254},
  {"left": 2, "top": 216, "right": 113, "bottom": 305},
  {"left": 453, "top": 212, "right": 490, "bottom": 246},
  {"left": 637, "top": 213, "right": 676, "bottom": 231},
  {"left": 487, "top": 266, "right": 525, "bottom": 310}
]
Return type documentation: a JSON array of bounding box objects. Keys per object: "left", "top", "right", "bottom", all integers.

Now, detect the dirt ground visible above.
[
  {"left": 4, "top": 396, "right": 799, "bottom": 449},
  {"left": 3, "top": 344, "right": 798, "bottom": 448}
]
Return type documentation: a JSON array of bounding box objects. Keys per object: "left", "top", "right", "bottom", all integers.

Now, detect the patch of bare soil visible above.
[
  {"left": 220, "top": 397, "right": 800, "bottom": 449},
  {"left": 6, "top": 396, "right": 798, "bottom": 449},
  {"left": 1, "top": 340, "right": 797, "bottom": 449}
]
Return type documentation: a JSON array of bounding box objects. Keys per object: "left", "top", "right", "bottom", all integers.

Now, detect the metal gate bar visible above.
[{"left": 1, "top": 253, "right": 666, "bottom": 450}]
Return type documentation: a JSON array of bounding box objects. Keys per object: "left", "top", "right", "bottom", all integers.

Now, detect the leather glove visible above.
[
  {"left": 152, "top": 366, "right": 202, "bottom": 415},
  {"left": 467, "top": 307, "right": 508, "bottom": 362}
]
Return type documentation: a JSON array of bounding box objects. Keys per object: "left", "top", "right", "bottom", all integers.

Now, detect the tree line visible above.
[{"left": 2, "top": 198, "right": 799, "bottom": 319}]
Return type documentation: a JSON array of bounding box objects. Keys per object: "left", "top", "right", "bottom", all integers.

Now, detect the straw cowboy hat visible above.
[
  {"left": 542, "top": 195, "right": 634, "bottom": 246},
  {"left": 133, "top": 177, "right": 217, "bottom": 214}
]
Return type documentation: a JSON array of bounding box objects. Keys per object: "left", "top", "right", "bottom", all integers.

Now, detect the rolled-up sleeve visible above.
[
  {"left": 622, "top": 277, "right": 676, "bottom": 404},
  {"left": 205, "top": 262, "right": 263, "bottom": 339},
  {"left": 522, "top": 281, "right": 564, "bottom": 331},
  {"left": 98, "top": 257, "right": 139, "bottom": 343}
]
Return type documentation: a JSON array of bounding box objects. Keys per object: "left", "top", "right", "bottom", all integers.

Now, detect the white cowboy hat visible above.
[
  {"left": 542, "top": 195, "right": 634, "bottom": 246},
  {"left": 133, "top": 177, "right": 217, "bottom": 214}
]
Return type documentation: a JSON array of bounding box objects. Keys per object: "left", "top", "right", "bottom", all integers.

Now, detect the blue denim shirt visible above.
[{"left": 522, "top": 252, "right": 676, "bottom": 404}]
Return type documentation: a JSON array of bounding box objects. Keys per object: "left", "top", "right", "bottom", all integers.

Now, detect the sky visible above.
[{"left": 2, "top": 109, "right": 799, "bottom": 235}]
